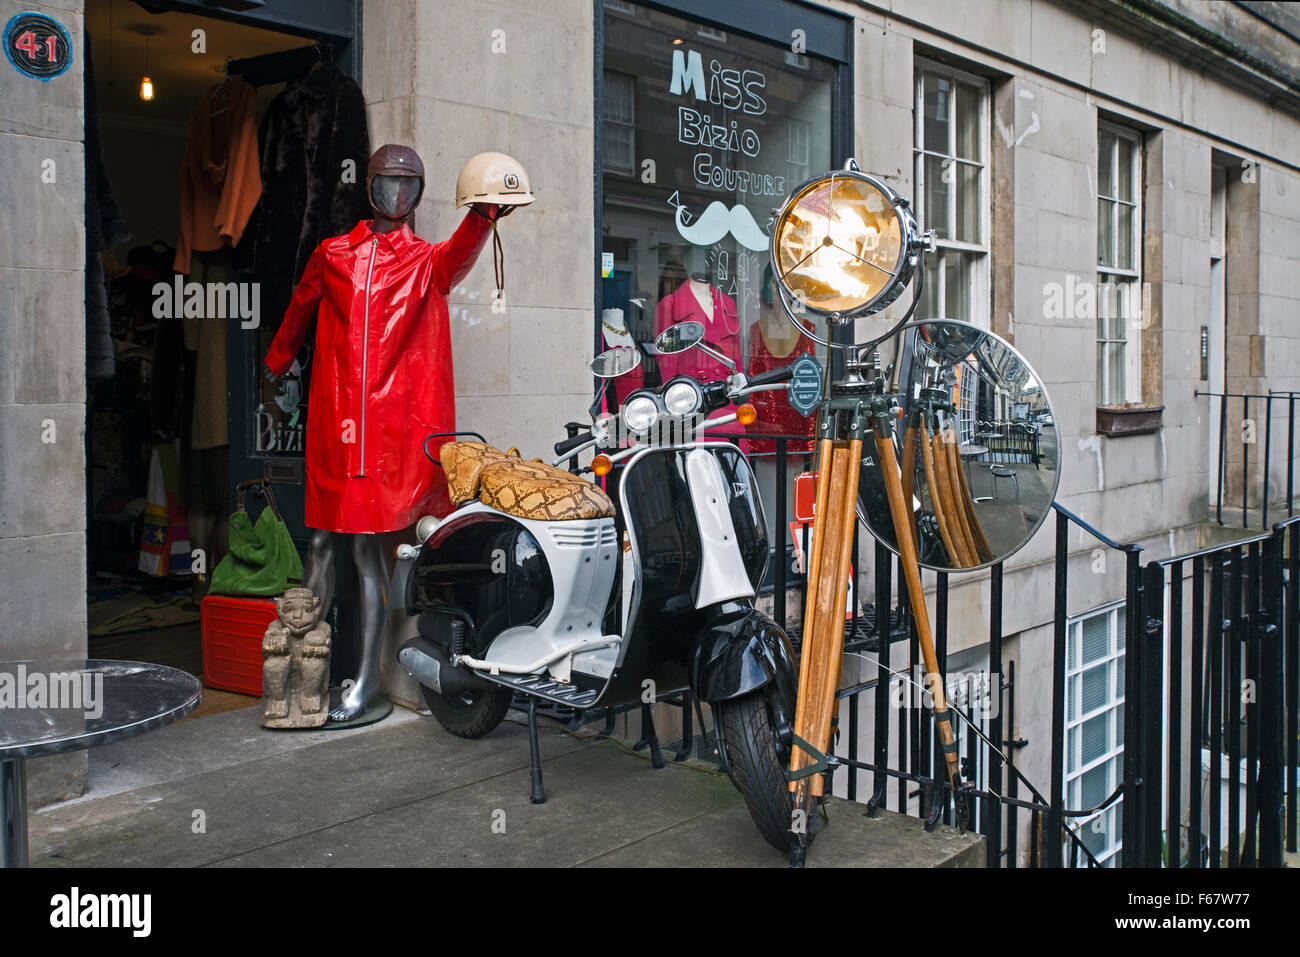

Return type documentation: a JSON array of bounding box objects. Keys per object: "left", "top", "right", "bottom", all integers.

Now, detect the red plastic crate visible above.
[{"left": 200, "top": 595, "right": 277, "bottom": 696}]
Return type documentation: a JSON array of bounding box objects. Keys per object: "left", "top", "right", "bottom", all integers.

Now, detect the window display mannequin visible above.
[
  {"left": 654, "top": 246, "right": 744, "bottom": 440},
  {"left": 748, "top": 265, "right": 817, "bottom": 456},
  {"left": 600, "top": 307, "right": 643, "bottom": 398},
  {"left": 748, "top": 266, "right": 818, "bottom": 530},
  {"left": 263, "top": 144, "right": 528, "bottom": 720}
]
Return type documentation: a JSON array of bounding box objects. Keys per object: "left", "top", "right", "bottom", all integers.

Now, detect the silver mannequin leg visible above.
[
  {"left": 304, "top": 528, "right": 338, "bottom": 618},
  {"left": 328, "top": 532, "right": 392, "bottom": 721}
]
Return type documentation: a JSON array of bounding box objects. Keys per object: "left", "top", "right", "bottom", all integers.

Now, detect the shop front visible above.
[{"left": 11, "top": 0, "right": 855, "bottom": 807}]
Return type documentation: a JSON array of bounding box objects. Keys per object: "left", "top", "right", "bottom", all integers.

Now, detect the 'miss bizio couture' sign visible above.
[{"left": 667, "top": 48, "right": 787, "bottom": 199}]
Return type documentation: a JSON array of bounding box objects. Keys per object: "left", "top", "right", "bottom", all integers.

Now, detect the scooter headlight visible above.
[
  {"left": 623, "top": 394, "right": 660, "bottom": 435},
  {"left": 663, "top": 379, "right": 702, "bottom": 417}
]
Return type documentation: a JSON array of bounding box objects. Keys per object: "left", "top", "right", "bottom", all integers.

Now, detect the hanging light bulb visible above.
[{"left": 139, "top": 33, "right": 154, "bottom": 101}]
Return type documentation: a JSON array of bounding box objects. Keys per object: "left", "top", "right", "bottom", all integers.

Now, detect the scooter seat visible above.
[
  {"left": 479, "top": 460, "right": 616, "bottom": 521},
  {"left": 439, "top": 440, "right": 615, "bottom": 520},
  {"left": 441, "top": 441, "right": 509, "bottom": 504}
]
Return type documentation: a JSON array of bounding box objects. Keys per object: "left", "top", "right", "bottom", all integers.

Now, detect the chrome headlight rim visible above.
[
  {"left": 622, "top": 392, "right": 661, "bottom": 436},
  {"left": 663, "top": 377, "right": 703, "bottom": 417}
]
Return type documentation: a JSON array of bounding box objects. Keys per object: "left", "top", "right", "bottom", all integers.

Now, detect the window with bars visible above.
[
  {"left": 1096, "top": 123, "right": 1142, "bottom": 406},
  {"left": 602, "top": 71, "right": 636, "bottom": 177},
  {"left": 1065, "top": 601, "right": 1126, "bottom": 867},
  {"left": 913, "top": 61, "right": 988, "bottom": 326}
]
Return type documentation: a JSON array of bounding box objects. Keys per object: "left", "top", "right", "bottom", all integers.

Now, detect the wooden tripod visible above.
[{"left": 788, "top": 391, "right": 967, "bottom": 865}]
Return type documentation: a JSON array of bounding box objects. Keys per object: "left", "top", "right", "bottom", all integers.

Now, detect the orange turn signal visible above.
[
  {"left": 592, "top": 454, "right": 613, "bottom": 476},
  {"left": 736, "top": 403, "right": 757, "bottom": 426}
]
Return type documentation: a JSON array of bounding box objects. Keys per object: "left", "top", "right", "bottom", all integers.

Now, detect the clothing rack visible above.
[{"left": 226, "top": 39, "right": 337, "bottom": 87}]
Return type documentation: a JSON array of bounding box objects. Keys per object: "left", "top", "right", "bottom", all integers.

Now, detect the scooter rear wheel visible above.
[
  {"left": 716, "top": 689, "right": 812, "bottom": 855},
  {"left": 422, "top": 684, "right": 512, "bottom": 738}
]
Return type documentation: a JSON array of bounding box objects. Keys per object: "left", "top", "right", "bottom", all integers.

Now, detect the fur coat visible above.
[{"left": 249, "top": 63, "right": 371, "bottom": 327}]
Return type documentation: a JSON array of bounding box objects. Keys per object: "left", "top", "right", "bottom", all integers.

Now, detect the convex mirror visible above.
[
  {"left": 589, "top": 346, "right": 642, "bottom": 378},
  {"left": 654, "top": 320, "right": 705, "bottom": 356},
  {"left": 858, "top": 320, "right": 1060, "bottom": 571}
]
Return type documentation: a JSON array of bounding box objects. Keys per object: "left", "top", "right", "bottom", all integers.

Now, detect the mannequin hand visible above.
[
  {"left": 263, "top": 365, "right": 280, "bottom": 386},
  {"left": 471, "top": 202, "right": 507, "bottom": 220}
]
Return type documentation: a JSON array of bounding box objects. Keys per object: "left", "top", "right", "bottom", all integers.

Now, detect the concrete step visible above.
[{"left": 28, "top": 702, "right": 983, "bottom": 868}]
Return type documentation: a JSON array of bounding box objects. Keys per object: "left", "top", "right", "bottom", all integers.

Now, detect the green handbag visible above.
[{"left": 208, "top": 479, "right": 304, "bottom": 597}]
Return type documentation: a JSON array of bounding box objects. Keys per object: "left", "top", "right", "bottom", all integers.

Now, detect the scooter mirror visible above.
[
  {"left": 590, "top": 346, "right": 643, "bottom": 378},
  {"left": 857, "top": 319, "right": 1060, "bottom": 572},
  {"left": 654, "top": 320, "right": 705, "bottom": 355}
]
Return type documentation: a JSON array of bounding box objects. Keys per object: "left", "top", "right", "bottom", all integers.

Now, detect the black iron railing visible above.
[
  {"left": 582, "top": 428, "right": 1297, "bottom": 866},
  {"left": 1198, "top": 390, "right": 1299, "bottom": 528}
]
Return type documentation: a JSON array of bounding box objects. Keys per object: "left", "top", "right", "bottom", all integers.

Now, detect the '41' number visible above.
[{"left": 13, "top": 31, "right": 58, "bottom": 62}]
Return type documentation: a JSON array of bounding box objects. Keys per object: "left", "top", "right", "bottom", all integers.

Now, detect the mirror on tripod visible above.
[{"left": 858, "top": 319, "right": 1060, "bottom": 571}]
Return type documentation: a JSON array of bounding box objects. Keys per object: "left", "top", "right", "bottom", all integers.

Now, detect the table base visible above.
[{"left": 1, "top": 758, "right": 27, "bottom": 868}]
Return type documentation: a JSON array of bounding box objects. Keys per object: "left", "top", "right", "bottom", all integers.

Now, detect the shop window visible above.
[
  {"left": 602, "top": 71, "right": 636, "bottom": 177},
  {"left": 1065, "top": 601, "right": 1126, "bottom": 866},
  {"left": 913, "top": 60, "right": 989, "bottom": 326},
  {"left": 1096, "top": 122, "right": 1143, "bottom": 406},
  {"left": 598, "top": 1, "right": 835, "bottom": 382},
  {"left": 598, "top": 0, "right": 845, "bottom": 544}
]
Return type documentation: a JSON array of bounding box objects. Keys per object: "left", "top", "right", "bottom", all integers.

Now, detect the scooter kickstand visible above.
[
  {"left": 640, "top": 702, "right": 665, "bottom": 769},
  {"left": 528, "top": 696, "right": 546, "bottom": 805}
]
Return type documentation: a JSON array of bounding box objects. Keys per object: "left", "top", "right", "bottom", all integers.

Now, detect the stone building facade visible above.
[{"left": 2, "top": 0, "right": 1296, "bottom": 858}]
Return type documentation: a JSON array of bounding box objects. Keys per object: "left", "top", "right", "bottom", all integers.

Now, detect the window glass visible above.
[
  {"left": 1095, "top": 124, "right": 1142, "bottom": 406},
  {"left": 914, "top": 62, "right": 987, "bottom": 325},
  {"left": 599, "top": 1, "right": 835, "bottom": 399},
  {"left": 1066, "top": 602, "right": 1126, "bottom": 866}
]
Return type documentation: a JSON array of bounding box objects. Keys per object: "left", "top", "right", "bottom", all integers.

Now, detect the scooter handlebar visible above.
[
  {"left": 554, "top": 431, "right": 594, "bottom": 456},
  {"left": 743, "top": 362, "right": 797, "bottom": 389}
]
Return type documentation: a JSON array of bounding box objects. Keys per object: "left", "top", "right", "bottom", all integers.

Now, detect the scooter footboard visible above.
[{"left": 690, "top": 605, "right": 797, "bottom": 704}]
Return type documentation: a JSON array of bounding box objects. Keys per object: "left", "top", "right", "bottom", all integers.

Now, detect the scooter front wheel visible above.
[
  {"left": 716, "top": 689, "right": 812, "bottom": 855},
  {"left": 422, "top": 684, "right": 512, "bottom": 739}
]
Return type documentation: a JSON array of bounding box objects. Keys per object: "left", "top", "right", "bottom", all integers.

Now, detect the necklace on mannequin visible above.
[
  {"left": 601, "top": 308, "right": 635, "bottom": 347},
  {"left": 690, "top": 277, "right": 739, "bottom": 336}
]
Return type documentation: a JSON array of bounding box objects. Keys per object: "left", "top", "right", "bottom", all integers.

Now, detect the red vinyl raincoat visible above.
[{"left": 264, "top": 214, "right": 492, "bottom": 533}]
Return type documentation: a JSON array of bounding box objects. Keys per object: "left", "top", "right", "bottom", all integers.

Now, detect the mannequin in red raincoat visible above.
[{"left": 264, "top": 144, "right": 513, "bottom": 720}]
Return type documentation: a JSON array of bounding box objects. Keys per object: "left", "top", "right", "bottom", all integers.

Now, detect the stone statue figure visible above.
[{"left": 262, "top": 586, "right": 332, "bottom": 728}]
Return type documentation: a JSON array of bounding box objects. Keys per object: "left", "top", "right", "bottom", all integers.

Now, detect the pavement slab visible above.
[{"left": 29, "top": 703, "right": 984, "bottom": 868}]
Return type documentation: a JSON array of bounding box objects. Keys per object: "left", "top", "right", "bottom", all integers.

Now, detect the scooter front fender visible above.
[{"left": 690, "top": 604, "right": 797, "bottom": 704}]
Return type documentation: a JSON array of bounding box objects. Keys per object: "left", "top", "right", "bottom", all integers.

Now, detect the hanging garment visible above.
[
  {"left": 138, "top": 441, "right": 192, "bottom": 577},
  {"left": 251, "top": 62, "right": 371, "bottom": 328},
  {"left": 175, "top": 76, "right": 261, "bottom": 274},
  {"left": 84, "top": 32, "right": 130, "bottom": 381},
  {"left": 184, "top": 249, "right": 234, "bottom": 449},
  {"left": 264, "top": 215, "right": 493, "bottom": 534},
  {"left": 654, "top": 280, "right": 745, "bottom": 441},
  {"left": 746, "top": 318, "right": 817, "bottom": 455}
]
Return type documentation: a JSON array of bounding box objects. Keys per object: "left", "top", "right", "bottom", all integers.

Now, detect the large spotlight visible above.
[{"left": 769, "top": 160, "right": 926, "bottom": 351}]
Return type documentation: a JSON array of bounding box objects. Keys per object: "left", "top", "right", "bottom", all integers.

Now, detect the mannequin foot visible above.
[{"left": 328, "top": 683, "right": 373, "bottom": 722}]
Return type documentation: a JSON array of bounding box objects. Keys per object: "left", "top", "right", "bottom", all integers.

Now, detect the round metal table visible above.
[{"left": 0, "top": 659, "right": 201, "bottom": 867}]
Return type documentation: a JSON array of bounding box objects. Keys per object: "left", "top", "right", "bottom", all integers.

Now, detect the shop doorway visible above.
[{"left": 84, "top": 0, "right": 360, "bottom": 696}]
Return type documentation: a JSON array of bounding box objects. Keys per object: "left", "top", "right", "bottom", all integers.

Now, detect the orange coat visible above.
[{"left": 174, "top": 77, "right": 262, "bottom": 274}]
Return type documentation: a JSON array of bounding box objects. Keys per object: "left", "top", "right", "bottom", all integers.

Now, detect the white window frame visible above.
[
  {"left": 913, "top": 58, "right": 990, "bottom": 328},
  {"left": 1064, "top": 600, "right": 1127, "bottom": 867},
  {"left": 786, "top": 118, "right": 810, "bottom": 185},
  {"left": 602, "top": 70, "right": 636, "bottom": 177},
  {"left": 1096, "top": 121, "right": 1143, "bottom": 406}
]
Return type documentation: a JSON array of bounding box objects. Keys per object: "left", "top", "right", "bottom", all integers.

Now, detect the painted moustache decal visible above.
[{"left": 672, "top": 197, "right": 770, "bottom": 251}]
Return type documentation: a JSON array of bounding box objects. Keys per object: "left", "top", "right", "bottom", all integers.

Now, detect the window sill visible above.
[{"left": 1096, "top": 405, "right": 1163, "bottom": 437}]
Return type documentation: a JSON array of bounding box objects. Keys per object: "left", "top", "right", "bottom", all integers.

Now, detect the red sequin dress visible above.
[{"left": 746, "top": 318, "right": 817, "bottom": 456}]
